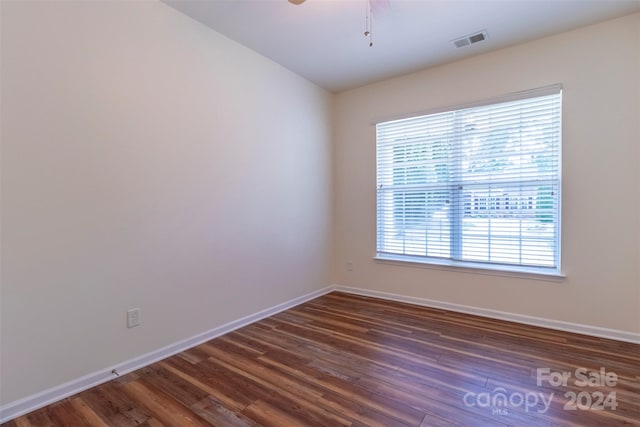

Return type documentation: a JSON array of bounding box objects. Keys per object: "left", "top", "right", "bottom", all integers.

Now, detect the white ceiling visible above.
[{"left": 164, "top": 0, "right": 640, "bottom": 93}]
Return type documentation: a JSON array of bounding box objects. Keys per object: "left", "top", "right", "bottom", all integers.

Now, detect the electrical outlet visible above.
[
  {"left": 347, "top": 261, "right": 353, "bottom": 271},
  {"left": 127, "top": 308, "right": 141, "bottom": 328}
]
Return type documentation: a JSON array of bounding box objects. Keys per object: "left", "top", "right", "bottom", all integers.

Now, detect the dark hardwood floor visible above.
[{"left": 4, "top": 292, "right": 640, "bottom": 426}]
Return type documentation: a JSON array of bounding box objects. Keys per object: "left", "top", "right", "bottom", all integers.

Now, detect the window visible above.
[{"left": 376, "top": 86, "right": 561, "bottom": 275}]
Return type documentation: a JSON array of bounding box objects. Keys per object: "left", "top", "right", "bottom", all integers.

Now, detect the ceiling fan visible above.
[
  {"left": 288, "top": 0, "right": 390, "bottom": 8},
  {"left": 288, "top": 0, "right": 390, "bottom": 46}
]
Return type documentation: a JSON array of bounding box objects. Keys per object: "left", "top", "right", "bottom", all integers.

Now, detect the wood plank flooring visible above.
[{"left": 4, "top": 292, "right": 640, "bottom": 426}]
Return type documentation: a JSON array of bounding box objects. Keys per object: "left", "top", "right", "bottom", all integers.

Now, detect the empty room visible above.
[{"left": 1, "top": 0, "right": 639, "bottom": 425}]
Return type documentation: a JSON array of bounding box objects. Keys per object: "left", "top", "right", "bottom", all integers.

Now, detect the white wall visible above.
[
  {"left": 333, "top": 13, "right": 640, "bottom": 334},
  {"left": 0, "top": 1, "right": 332, "bottom": 405}
]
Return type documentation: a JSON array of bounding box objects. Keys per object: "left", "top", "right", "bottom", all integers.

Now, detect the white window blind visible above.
[{"left": 376, "top": 86, "right": 562, "bottom": 274}]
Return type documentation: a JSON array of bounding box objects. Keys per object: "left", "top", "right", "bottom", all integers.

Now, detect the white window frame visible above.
[{"left": 375, "top": 85, "right": 562, "bottom": 277}]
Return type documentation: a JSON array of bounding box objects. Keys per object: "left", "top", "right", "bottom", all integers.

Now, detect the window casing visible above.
[{"left": 376, "top": 86, "right": 562, "bottom": 275}]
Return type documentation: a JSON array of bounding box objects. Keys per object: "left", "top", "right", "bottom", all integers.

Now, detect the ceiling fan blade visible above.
[{"left": 288, "top": 0, "right": 306, "bottom": 4}]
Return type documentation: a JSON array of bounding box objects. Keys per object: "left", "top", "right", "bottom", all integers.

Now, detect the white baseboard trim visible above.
[
  {"left": 333, "top": 285, "right": 640, "bottom": 344},
  {"left": 0, "top": 286, "right": 334, "bottom": 424}
]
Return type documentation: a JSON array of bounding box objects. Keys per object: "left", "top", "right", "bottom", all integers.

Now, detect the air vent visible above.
[{"left": 451, "top": 30, "right": 488, "bottom": 48}]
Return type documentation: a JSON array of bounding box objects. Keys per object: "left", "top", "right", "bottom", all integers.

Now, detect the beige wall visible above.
[
  {"left": 0, "top": 1, "right": 332, "bottom": 404},
  {"left": 333, "top": 13, "right": 640, "bottom": 334}
]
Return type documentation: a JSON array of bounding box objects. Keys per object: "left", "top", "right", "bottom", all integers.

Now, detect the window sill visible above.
[{"left": 373, "top": 254, "right": 566, "bottom": 282}]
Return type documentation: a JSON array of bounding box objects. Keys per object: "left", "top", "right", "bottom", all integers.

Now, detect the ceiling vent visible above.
[{"left": 452, "top": 30, "right": 488, "bottom": 48}]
